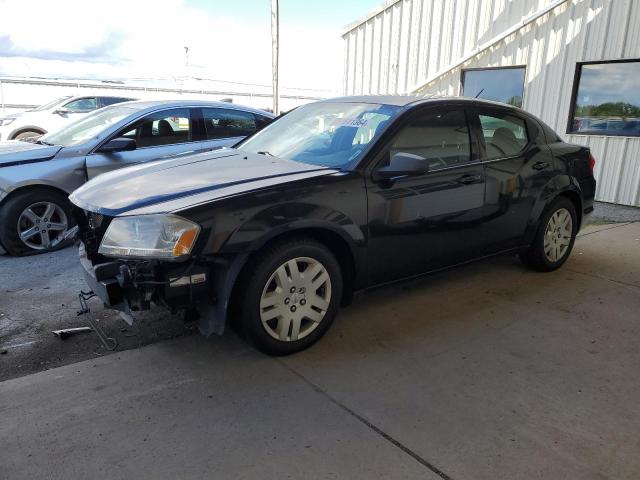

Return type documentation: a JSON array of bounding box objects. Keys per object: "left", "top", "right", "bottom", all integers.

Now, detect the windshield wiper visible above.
[
  {"left": 35, "top": 140, "right": 54, "bottom": 146},
  {"left": 257, "top": 150, "right": 275, "bottom": 157}
]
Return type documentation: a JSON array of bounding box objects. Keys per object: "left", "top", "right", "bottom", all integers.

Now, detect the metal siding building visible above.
[{"left": 343, "top": 0, "right": 640, "bottom": 206}]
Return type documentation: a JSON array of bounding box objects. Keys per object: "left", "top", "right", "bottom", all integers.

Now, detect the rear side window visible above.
[
  {"left": 101, "top": 97, "right": 132, "bottom": 107},
  {"left": 203, "top": 108, "right": 258, "bottom": 139},
  {"left": 479, "top": 114, "right": 528, "bottom": 159},
  {"left": 389, "top": 110, "right": 471, "bottom": 171}
]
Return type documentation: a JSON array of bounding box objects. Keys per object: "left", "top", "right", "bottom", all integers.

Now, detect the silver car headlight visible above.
[
  {"left": 98, "top": 214, "right": 201, "bottom": 260},
  {"left": 0, "top": 118, "right": 15, "bottom": 126}
]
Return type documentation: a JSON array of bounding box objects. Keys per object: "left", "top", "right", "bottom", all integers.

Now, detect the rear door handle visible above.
[
  {"left": 532, "top": 161, "right": 551, "bottom": 170},
  {"left": 458, "top": 174, "right": 482, "bottom": 185}
]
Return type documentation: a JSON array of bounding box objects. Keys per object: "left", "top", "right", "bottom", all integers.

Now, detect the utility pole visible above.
[{"left": 271, "top": 0, "right": 279, "bottom": 115}]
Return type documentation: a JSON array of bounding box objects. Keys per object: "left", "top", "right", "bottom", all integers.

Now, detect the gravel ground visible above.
[
  {"left": 0, "top": 246, "right": 194, "bottom": 381},
  {"left": 589, "top": 201, "right": 640, "bottom": 224}
]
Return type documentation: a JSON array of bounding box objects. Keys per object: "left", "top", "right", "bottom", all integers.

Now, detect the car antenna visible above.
[{"left": 474, "top": 88, "right": 485, "bottom": 98}]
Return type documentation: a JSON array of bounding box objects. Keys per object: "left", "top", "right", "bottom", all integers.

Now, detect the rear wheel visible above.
[
  {"left": 520, "top": 196, "right": 577, "bottom": 271},
  {"left": 0, "top": 189, "right": 73, "bottom": 256},
  {"left": 237, "top": 238, "right": 342, "bottom": 355},
  {"left": 13, "top": 130, "right": 43, "bottom": 141}
]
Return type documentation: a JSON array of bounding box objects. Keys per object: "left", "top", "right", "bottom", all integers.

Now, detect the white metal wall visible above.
[{"left": 343, "top": 0, "right": 640, "bottom": 206}]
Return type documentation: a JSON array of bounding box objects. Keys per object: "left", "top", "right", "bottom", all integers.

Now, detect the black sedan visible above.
[{"left": 69, "top": 96, "right": 596, "bottom": 355}]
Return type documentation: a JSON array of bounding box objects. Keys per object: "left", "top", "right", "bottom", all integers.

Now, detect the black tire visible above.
[
  {"left": 0, "top": 189, "right": 73, "bottom": 256},
  {"left": 237, "top": 237, "right": 343, "bottom": 355},
  {"left": 520, "top": 196, "right": 578, "bottom": 272},
  {"left": 13, "top": 130, "right": 43, "bottom": 141}
]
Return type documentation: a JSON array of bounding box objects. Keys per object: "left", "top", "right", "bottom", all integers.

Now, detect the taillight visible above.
[{"left": 588, "top": 153, "right": 596, "bottom": 172}]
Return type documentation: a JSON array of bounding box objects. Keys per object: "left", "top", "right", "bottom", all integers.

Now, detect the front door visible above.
[
  {"left": 85, "top": 107, "right": 197, "bottom": 179},
  {"left": 365, "top": 108, "right": 487, "bottom": 285}
]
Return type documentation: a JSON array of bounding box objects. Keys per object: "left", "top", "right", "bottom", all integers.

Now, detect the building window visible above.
[
  {"left": 568, "top": 60, "right": 640, "bottom": 137},
  {"left": 461, "top": 67, "right": 526, "bottom": 108}
]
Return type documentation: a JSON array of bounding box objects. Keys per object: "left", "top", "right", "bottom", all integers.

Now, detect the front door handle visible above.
[
  {"left": 532, "top": 161, "right": 551, "bottom": 170},
  {"left": 458, "top": 174, "right": 482, "bottom": 185}
]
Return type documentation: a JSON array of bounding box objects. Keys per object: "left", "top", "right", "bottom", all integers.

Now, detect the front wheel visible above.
[
  {"left": 520, "top": 196, "right": 577, "bottom": 271},
  {"left": 237, "top": 238, "right": 343, "bottom": 355},
  {"left": 0, "top": 189, "right": 73, "bottom": 256}
]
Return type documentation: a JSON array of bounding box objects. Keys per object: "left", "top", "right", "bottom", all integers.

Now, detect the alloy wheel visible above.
[
  {"left": 259, "top": 256, "right": 332, "bottom": 342},
  {"left": 17, "top": 202, "right": 68, "bottom": 250},
  {"left": 543, "top": 207, "right": 572, "bottom": 263}
]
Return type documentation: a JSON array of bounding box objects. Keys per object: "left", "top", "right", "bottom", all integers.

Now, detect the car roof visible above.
[
  {"left": 319, "top": 95, "right": 525, "bottom": 110},
  {"left": 112, "top": 99, "right": 274, "bottom": 117}
]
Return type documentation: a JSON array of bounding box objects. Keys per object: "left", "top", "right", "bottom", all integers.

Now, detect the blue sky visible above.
[
  {"left": 187, "top": 0, "right": 379, "bottom": 26},
  {"left": 0, "top": 0, "right": 381, "bottom": 92}
]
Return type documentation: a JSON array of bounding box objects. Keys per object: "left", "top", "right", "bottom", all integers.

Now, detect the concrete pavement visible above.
[{"left": 1, "top": 223, "right": 639, "bottom": 479}]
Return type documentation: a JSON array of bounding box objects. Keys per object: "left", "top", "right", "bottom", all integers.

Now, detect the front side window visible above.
[
  {"left": 462, "top": 68, "right": 526, "bottom": 107},
  {"left": 203, "top": 108, "right": 257, "bottom": 139},
  {"left": 568, "top": 60, "right": 640, "bottom": 137},
  {"left": 389, "top": 110, "right": 470, "bottom": 171},
  {"left": 120, "top": 108, "right": 191, "bottom": 148},
  {"left": 238, "top": 102, "right": 401, "bottom": 168},
  {"left": 64, "top": 97, "right": 98, "bottom": 113},
  {"left": 478, "top": 113, "right": 528, "bottom": 159},
  {"left": 41, "top": 105, "right": 134, "bottom": 147}
]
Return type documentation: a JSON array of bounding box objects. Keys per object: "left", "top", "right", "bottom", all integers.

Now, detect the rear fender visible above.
[{"left": 521, "top": 174, "right": 583, "bottom": 246}]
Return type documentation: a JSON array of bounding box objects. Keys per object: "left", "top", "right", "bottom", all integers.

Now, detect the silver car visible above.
[{"left": 0, "top": 100, "right": 274, "bottom": 255}]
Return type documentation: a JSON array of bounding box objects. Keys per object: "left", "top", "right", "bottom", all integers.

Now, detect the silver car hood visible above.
[{"left": 0, "top": 141, "right": 63, "bottom": 168}]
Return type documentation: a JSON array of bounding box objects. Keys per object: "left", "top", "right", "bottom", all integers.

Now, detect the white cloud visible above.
[{"left": 0, "top": 0, "right": 343, "bottom": 92}]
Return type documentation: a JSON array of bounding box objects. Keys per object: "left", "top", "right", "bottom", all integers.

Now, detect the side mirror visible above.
[
  {"left": 54, "top": 108, "right": 69, "bottom": 115},
  {"left": 374, "top": 152, "right": 429, "bottom": 181},
  {"left": 97, "top": 137, "right": 136, "bottom": 153}
]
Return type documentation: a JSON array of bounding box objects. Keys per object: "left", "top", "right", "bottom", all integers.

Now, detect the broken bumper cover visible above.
[
  {"left": 79, "top": 243, "right": 134, "bottom": 323},
  {"left": 77, "top": 242, "right": 225, "bottom": 335}
]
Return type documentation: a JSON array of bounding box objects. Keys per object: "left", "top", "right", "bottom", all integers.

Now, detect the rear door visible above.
[
  {"left": 365, "top": 106, "right": 487, "bottom": 284},
  {"left": 469, "top": 106, "right": 556, "bottom": 252},
  {"left": 85, "top": 107, "right": 198, "bottom": 179}
]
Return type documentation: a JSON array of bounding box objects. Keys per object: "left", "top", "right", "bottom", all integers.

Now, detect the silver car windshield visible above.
[
  {"left": 41, "top": 105, "right": 135, "bottom": 147},
  {"left": 238, "top": 102, "right": 401, "bottom": 168}
]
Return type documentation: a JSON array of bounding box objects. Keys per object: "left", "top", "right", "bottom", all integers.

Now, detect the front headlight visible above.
[
  {"left": 98, "top": 214, "right": 201, "bottom": 260},
  {"left": 0, "top": 118, "right": 16, "bottom": 126}
]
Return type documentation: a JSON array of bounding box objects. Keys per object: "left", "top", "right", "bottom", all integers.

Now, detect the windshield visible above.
[
  {"left": 238, "top": 102, "right": 401, "bottom": 168},
  {"left": 41, "top": 105, "right": 135, "bottom": 147},
  {"left": 31, "top": 96, "right": 72, "bottom": 112}
]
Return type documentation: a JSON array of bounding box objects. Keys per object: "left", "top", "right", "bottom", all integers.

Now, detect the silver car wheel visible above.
[
  {"left": 17, "top": 202, "right": 68, "bottom": 250},
  {"left": 259, "top": 256, "right": 332, "bottom": 342},
  {"left": 543, "top": 207, "right": 572, "bottom": 263}
]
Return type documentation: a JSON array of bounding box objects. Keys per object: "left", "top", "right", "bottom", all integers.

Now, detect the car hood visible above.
[
  {"left": 0, "top": 141, "right": 63, "bottom": 168},
  {"left": 70, "top": 148, "right": 338, "bottom": 216}
]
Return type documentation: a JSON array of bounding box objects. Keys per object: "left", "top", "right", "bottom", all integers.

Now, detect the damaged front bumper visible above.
[{"left": 78, "top": 242, "right": 226, "bottom": 335}]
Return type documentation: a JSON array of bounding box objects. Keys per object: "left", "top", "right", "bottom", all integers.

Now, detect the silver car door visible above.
[{"left": 85, "top": 107, "right": 198, "bottom": 179}]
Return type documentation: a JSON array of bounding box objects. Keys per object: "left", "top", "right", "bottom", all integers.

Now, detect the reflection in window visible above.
[
  {"left": 569, "top": 61, "right": 640, "bottom": 137},
  {"left": 203, "top": 108, "right": 258, "bottom": 139},
  {"left": 462, "top": 68, "right": 525, "bottom": 107},
  {"left": 479, "top": 114, "right": 528, "bottom": 159},
  {"left": 390, "top": 110, "right": 470, "bottom": 171}
]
